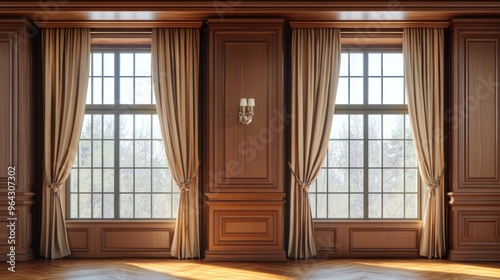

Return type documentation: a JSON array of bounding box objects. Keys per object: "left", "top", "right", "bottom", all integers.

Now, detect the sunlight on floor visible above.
[
  {"left": 126, "top": 261, "right": 292, "bottom": 280},
  {"left": 356, "top": 260, "right": 500, "bottom": 278}
]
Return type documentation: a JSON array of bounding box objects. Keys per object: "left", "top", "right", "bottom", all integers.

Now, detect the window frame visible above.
[
  {"left": 66, "top": 47, "right": 178, "bottom": 220},
  {"left": 309, "top": 48, "right": 421, "bottom": 221}
]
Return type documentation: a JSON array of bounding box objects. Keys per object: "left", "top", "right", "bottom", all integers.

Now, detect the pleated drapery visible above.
[
  {"left": 288, "top": 28, "right": 341, "bottom": 259},
  {"left": 41, "top": 28, "right": 90, "bottom": 259},
  {"left": 151, "top": 28, "right": 200, "bottom": 259},
  {"left": 403, "top": 28, "right": 446, "bottom": 258}
]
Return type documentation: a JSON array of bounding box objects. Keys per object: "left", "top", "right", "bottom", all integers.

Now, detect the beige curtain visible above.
[
  {"left": 41, "top": 28, "right": 90, "bottom": 259},
  {"left": 403, "top": 28, "right": 445, "bottom": 258},
  {"left": 151, "top": 28, "right": 200, "bottom": 259},
  {"left": 289, "top": 28, "right": 341, "bottom": 259}
]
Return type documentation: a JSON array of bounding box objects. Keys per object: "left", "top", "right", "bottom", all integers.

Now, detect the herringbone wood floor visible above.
[{"left": 3, "top": 258, "right": 500, "bottom": 279}]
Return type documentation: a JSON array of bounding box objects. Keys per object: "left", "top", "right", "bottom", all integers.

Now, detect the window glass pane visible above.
[
  {"left": 383, "top": 169, "right": 404, "bottom": 192},
  {"left": 135, "top": 194, "right": 151, "bottom": 218},
  {"left": 316, "top": 169, "right": 327, "bottom": 193},
  {"left": 103, "top": 169, "right": 114, "bottom": 192},
  {"left": 350, "top": 194, "right": 364, "bottom": 218},
  {"left": 103, "top": 194, "right": 114, "bottom": 218},
  {"left": 330, "top": 141, "right": 348, "bottom": 167},
  {"left": 120, "top": 115, "right": 134, "bottom": 139},
  {"left": 369, "top": 194, "right": 381, "bottom": 218},
  {"left": 350, "top": 140, "right": 363, "bottom": 167},
  {"left": 79, "top": 194, "right": 91, "bottom": 218},
  {"left": 368, "top": 169, "right": 381, "bottom": 192},
  {"left": 406, "top": 194, "right": 418, "bottom": 218},
  {"left": 405, "top": 115, "right": 413, "bottom": 139},
  {"left": 103, "top": 140, "right": 114, "bottom": 167},
  {"left": 135, "top": 141, "right": 151, "bottom": 167},
  {"left": 349, "top": 115, "right": 363, "bottom": 139},
  {"left": 120, "top": 140, "right": 133, "bottom": 167},
  {"left": 329, "top": 194, "right": 348, "bottom": 218},
  {"left": 81, "top": 115, "right": 92, "bottom": 140},
  {"left": 103, "top": 77, "right": 114, "bottom": 104},
  {"left": 383, "top": 194, "right": 404, "bottom": 218},
  {"left": 135, "top": 115, "right": 151, "bottom": 139},
  {"left": 93, "top": 77, "right": 102, "bottom": 105},
  {"left": 368, "top": 115, "right": 381, "bottom": 139},
  {"left": 70, "top": 194, "right": 78, "bottom": 218},
  {"left": 71, "top": 170, "right": 78, "bottom": 192},
  {"left": 152, "top": 116, "right": 163, "bottom": 139},
  {"left": 331, "top": 115, "right": 348, "bottom": 139},
  {"left": 86, "top": 79, "right": 92, "bottom": 104},
  {"left": 368, "top": 140, "right": 381, "bottom": 167},
  {"left": 92, "top": 115, "right": 102, "bottom": 139},
  {"left": 309, "top": 194, "right": 317, "bottom": 219},
  {"left": 120, "top": 78, "right": 134, "bottom": 104},
  {"left": 350, "top": 78, "right": 363, "bottom": 104},
  {"left": 336, "top": 77, "right": 349, "bottom": 104},
  {"left": 350, "top": 169, "right": 363, "bottom": 192},
  {"left": 103, "top": 115, "right": 114, "bottom": 139},
  {"left": 339, "top": 53, "right": 348, "bottom": 76},
  {"left": 120, "top": 194, "right": 133, "bottom": 218},
  {"left": 349, "top": 53, "right": 363, "bottom": 76},
  {"left": 405, "top": 140, "right": 417, "bottom": 167},
  {"left": 383, "top": 115, "right": 404, "bottom": 139},
  {"left": 383, "top": 140, "right": 404, "bottom": 167},
  {"left": 93, "top": 169, "right": 102, "bottom": 192},
  {"left": 103, "top": 53, "right": 114, "bottom": 76},
  {"left": 93, "top": 53, "right": 102, "bottom": 76},
  {"left": 92, "top": 141, "right": 102, "bottom": 167},
  {"left": 120, "top": 53, "right": 134, "bottom": 76},
  {"left": 368, "top": 78, "right": 381, "bottom": 104},
  {"left": 79, "top": 141, "right": 91, "bottom": 167},
  {"left": 405, "top": 169, "right": 418, "bottom": 192},
  {"left": 120, "top": 169, "right": 133, "bottom": 192},
  {"left": 316, "top": 194, "right": 327, "bottom": 218},
  {"left": 383, "top": 77, "right": 404, "bottom": 104},
  {"left": 93, "top": 194, "right": 102, "bottom": 218},
  {"left": 153, "top": 194, "right": 168, "bottom": 218},
  {"left": 383, "top": 53, "right": 403, "bottom": 76},
  {"left": 135, "top": 53, "right": 151, "bottom": 76},
  {"left": 135, "top": 78, "right": 152, "bottom": 104},
  {"left": 152, "top": 141, "right": 168, "bottom": 167},
  {"left": 328, "top": 169, "right": 348, "bottom": 192},
  {"left": 152, "top": 169, "right": 168, "bottom": 192},
  {"left": 368, "top": 53, "right": 381, "bottom": 76},
  {"left": 135, "top": 169, "right": 152, "bottom": 192}
]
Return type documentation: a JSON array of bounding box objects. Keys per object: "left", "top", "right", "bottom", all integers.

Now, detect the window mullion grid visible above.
[
  {"left": 114, "top": 52, "right": 120, "bottom": 219},
  {"left": 362, "top": 51, "right": 369, "bottom": 219}
]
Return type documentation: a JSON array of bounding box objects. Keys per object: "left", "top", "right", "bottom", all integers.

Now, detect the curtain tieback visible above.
[
  {"left": 288, "top": 162, "right": 313, "bottom": 191},
  {"left": 427, "top": 164, "right": 446, "bottom": 197},
  {"left": 176, "top": 161, "right": 201, "bottom": 192},
  {"left": 42, "top": 161, "right": 62, "bottom": 195}
]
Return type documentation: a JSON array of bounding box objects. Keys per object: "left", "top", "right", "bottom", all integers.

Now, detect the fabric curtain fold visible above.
[
  {"left": 151, "top": 28, "right": 200, "bottom": 259},
  {"left": 288, "top": 28, "right": 341, "bottom": 259},
  {"left": 41, "top": 28, "right": 90, "bottom": 259},
  {"left": 403, "top": 28, "right": 446, "bottom": 258}
]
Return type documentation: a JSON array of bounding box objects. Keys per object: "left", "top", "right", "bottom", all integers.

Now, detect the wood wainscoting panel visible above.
[
  {"left": 463, "top": 39, "right": 499, "bottom": 184},
  {"left": 449, "top": 19, "right": 500, "bottom": 261},
  {"left": 102, "top": 228, "right": 171, "bottom": 252},
  {"left": 0, "top": 40, "right": 10, "bottom": 172},
  {"left": 206, "top": 18, "right": 284, "bottom": 193},
  {"left": 66, "top": 221, "right": 176, "bottom": 258},
  {"left": 350, "top": 229, "right": 419, "bottom": 252},
  {"left": 459, "top": 211, "right": 500, "bottom": 245},
  {"left": 67, "top": 228, "right": 90, "bottom": 252},
  {"left": 313, "top": 221, "right": 421, "bottom": 258}
]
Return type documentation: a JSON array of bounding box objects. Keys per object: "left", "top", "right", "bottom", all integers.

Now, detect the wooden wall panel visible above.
[
  {"left": 206, "top": 19, "right": 283, "bottom": 193},
  {"left": 450, "top": 19, "right": 500, "bottom": 261},
  {"left": 0, "top": 19, "right": 35, "bottom": 262},
  {"left": 66, "top": 221, "right": 175, "bottom": 258},
  {"left": 204, "top": 19, "right": 286, "bottom": 261},
  {"left": 350, "top": 229, "right": 419, "bottom": 252},
  {"left": 313, "top": 221, "right": 421, "bottom": 258},
  {"left": 464, "top": 40, "right": 499, "bottom": 183},
  {"left": 0, "top": 41, "right": 10, "bottom": 172}
]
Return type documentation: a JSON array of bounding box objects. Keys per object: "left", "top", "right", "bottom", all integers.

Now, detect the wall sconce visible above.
[{"left": 239, "top": 98, "right": 255, "bottom": 125}]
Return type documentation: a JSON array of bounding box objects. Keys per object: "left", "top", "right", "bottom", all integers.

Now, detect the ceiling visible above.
[{"left": 1, "top": 1, "right": 500, "bottom": 28}]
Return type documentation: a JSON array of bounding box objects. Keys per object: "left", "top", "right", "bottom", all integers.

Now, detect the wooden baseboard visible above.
[
  {"left": 448, "top": 250, "right": 500, "bottom": 261},
  {"left": 204, "top": 250, "right": 287, "bottom": 261}
]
